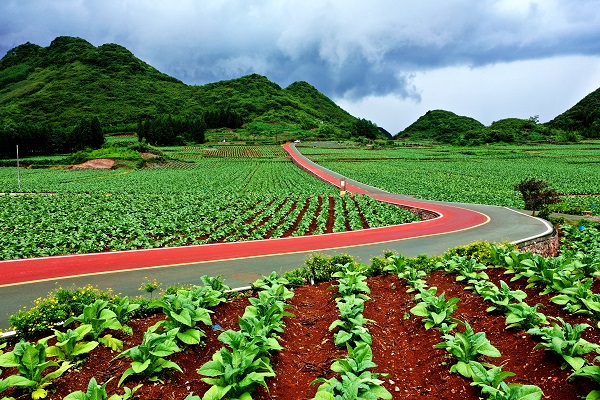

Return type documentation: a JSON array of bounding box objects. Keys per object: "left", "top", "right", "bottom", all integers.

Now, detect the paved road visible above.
[{"left": 0, "top": 145, "right": 552, "bottom": 329}]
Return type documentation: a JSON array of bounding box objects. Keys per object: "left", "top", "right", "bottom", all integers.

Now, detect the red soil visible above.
[{"left": 3, "top": 272, "right": 598, "bottom": 400}]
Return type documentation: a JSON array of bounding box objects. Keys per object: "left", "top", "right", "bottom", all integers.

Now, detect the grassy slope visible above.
[
  {"left": 397, "top": 109, "right": 485, "bottom": 142},
  {"left": 549, "top": 86, "right": 600, "bottom": 134},
  {"left": 0, "top": 37, "right": 365, "bottom": 137}
]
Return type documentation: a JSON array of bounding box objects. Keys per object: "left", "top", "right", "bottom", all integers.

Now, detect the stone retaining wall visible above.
[
  {"left": 400, "top": 206, "right": 439, "bottom": 221},
  {"left": 516, "top": 228, "right": 560, "bottom": 257}
]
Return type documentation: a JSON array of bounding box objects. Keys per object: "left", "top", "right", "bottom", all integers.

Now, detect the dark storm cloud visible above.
[{"left": 1, "top": 0, "right": 599, "bottom": 102}]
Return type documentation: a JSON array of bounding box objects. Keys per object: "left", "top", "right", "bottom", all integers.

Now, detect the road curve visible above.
[
  {"left": 0, "top": 144, "right": 552, "bottom": 327},
  {"left": 0, "top": 146, "right": 491, "bottom": 287}
]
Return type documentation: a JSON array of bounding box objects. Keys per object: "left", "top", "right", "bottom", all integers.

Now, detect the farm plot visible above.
[
  {"left": 299, "top": 143, "right": 600, "bottom": 215},
  {"left": 0, "top": 192, "right": 418, "bottom": 260},
  {"left": 3, "top": 223, "right": 600, "bottom": 399},
  {"left": 0, "top": 153, "right": 420, "bottom": 260},
  {"left": 201, "top": 145, "right": 290, "bottom": 159}
]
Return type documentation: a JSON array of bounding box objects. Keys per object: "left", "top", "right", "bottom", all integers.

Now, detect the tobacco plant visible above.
[
  {"left": 383, "top": 254, "right": 409, "bottom": 275},
  {"left": 331, "top": 263, "right": 371, "bottom": 298},
  {"left": 62, "top": 377, "right": 141, "bottom": 400},
  {"left": 243, "top": 285, "right": 294, "bottom": 325},
  {"left": 329, "top": 295, "right": 373, "bottom": 347},
  {"left": 475, "top": 280, "right": 527, "bottom": 313},
  {"left": 440, "top": 255, "right": 489, "bottom": 282},
  {"left": 109, "top": 296, "right": 141, "bottom": 330},
  {"left": 0, "top": 340, "right": 71, "bottom": 399},
  {"left": 470, "top": 361, "right": 543, "bottom": 400},
  {"left": 150, "top": 290, "right": 212, "bottom": 346},
  {"left": 190, "top": 275, "right": 231, "bottom": 308},
  {"left": 197, "top": 336, "right": 275, "bottom": 400},
  {"left": 237, "top": 316, "right": 284, "bottom": 354},
  {"left": 198, "top": 272, "right": 293, "bottom": 400},
  {"left": 528, "top": 318, "right": 599, "bottom": 371},
  {"left": 64, "top": 300, "right": 124, "bottom": 351},
  {"left": 434, "top": 322, "right": 501, "bottom": 378},
  {"left": 252, "top": 271, "right": 290, "bottom": 291},
  {"left": 410, "top": 287, "right": 460, "bottom": 331},
  {"left": 569, "top": 361, "right": 600, "bottom": 400},
  {"left": 113, "top": 325, "right": 182, "bottom": 386},
  {"left": 311, "top": 343, "right": 391, "bottom": 400},
  {"left": 526, "top": 265, "right": 580, "bottom": 296},
  {"left": 41, "top": 325, "right": 99, "bottom": 365},
  {"left": 384, "top": 255, "right": 427, "bottom": 292},
  {"left": 504, "top": 303, "right": 547, "bottom": 330},
  {"left": 551, "top": 279, "right": 600, "bottom": 321}
]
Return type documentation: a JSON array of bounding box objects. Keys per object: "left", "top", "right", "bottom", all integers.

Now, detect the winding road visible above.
[{"left": 0, "top": 144, "right": 552, "bottom": 328}]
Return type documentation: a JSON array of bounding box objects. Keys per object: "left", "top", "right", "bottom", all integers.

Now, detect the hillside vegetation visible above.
[
  {"left": 396, "top": 110, "right": 584, "bottom": 145},
  {"left": 0, "top": 36, "right": 385, "bottom": 157},
  {"left": 0, "top": 36, "right": 361, "bottom": 130},
  {"left": 397, "top": 110, "right": 485, "bottom": 143},
  {"left": 1, "top": 36, "right": 598, "bottom": 155},
  {"left": 549, "top": 86, "right": 600, "bottom": 138}
]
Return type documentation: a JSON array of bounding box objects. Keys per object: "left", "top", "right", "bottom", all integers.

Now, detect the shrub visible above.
[
  {"left": 514, "top": 177, "right": 561, "bottom": 216},
  {"left": 8, "top": 286, "right": 152, "bottom": 339},
  {"left": 9, "top": 285, "right": 115, "bottom": 338},
  {"left": 367, "top": 256, "right": 391, "bottom": 277},
  {"left": 443, "top": 241, "right": 501, "bottom": 264},
  {"left": 283, "top": 253, "right": 355, "bottom": 283}
]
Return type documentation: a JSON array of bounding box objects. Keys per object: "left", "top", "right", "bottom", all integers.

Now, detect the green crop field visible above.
[
  {"left": 2, "top": 141, "right": 599, "bottom": 260},
  {"left": 0, "top": 145, "right": 419, "bottom": 260},
  {"left": 298, "top": 142, "right": 600, "bottom": 215}
]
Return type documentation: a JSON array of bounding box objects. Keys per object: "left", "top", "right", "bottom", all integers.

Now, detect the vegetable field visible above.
[
  {"left": 2, "top": 223, "right": 599, "bottom": 399},
  {"left": 299, "top": 142, "right": 600, "bottom": 215},
  {"left": 0, "top": 146, "right": 419, "bottom": 260}
]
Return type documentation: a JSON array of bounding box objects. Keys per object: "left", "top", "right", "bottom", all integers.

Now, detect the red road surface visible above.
[{"left": 0, "top": 144, "right": 489, "bottom": 286}]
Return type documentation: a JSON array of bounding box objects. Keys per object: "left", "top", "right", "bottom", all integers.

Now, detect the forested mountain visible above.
[
  {"left": 0, "top": 36, "right": 385, "bottom": 156},
  {"left": 397, "top": 105, "right": 595, "bottom": 144},
  {"left": 0, "top": 36, "right": 186, "bottom": 127},
  {"left": 3, "top": 36, "right": 596, "bottom": 153},
  {"left": 548, "top": 87, "right": 600, "bottom": 138},
  {"left": 396, "top": 110, "right": 484, "bottom": 143}
]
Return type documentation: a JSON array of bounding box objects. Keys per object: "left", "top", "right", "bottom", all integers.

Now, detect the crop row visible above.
[
  {"left": 1, "top": 275, "right": 232, "bottom": 399},
  {"left": 311, "top": 262, "right": 391, "bottom": 399},
  {"left": 0, "top": 193, "right": 420, "bottom": 260},
  {"left": 0, "top": 158, "right": 337, "bottom": 195},
  {"left": 197, "top": 273, "right": 294, "bottom": 399},
  {"left": 0, "top": 273, "right": 296, "bottom": 400},
  {"left": 428, "top": 227, "right": 600, "bottom": 399},
  {"left": 200, "top": 145, "right": 289, "bottom": 159}
]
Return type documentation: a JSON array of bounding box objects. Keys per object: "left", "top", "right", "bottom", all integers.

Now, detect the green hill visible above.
[
  {"left": 0, "top": 36, "right": 187, "bottom": 127},
  {"left": 548, "top": 87, "right": 600, "bottom": 138},
  {"left": 0, "top": 36, "right": 385, "bottom": 153},
  {"left": 396, "top": 110, "right": 484, "bottom": 143},
  {"left": 398, "top": 110, "right": 584, "bottom": 144}
]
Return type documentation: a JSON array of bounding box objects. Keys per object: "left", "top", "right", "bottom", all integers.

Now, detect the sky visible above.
[{"left": 1, "top": 0, "right": 600, "bottom": 134}]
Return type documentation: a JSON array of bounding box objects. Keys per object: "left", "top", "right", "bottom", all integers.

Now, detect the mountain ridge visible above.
[
  {"left": 0, "top": 36, "right": 380, "bottom": 140},
  {"left": 1, "top": 36, "right": 597, "bottom": 143}
]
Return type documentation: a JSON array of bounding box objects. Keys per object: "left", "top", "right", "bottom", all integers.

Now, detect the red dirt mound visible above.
[{"left": 71, "top": 159, "right": 115, "bottom": 169}]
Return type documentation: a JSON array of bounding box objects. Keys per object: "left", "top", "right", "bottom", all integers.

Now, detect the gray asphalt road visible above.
[{"left": 0, "top": 150, "right": 553, "bottom": 330}]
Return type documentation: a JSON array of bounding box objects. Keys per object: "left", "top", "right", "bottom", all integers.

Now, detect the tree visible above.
[
  {"left": 514, "top": 177, "right": 561, "bottom": 216},
  {"left": 72, "top": 116, "right": 104, "bottom": 150},
  {"left": 352, "top": 118, "right": 380, "bottom": 140}
]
